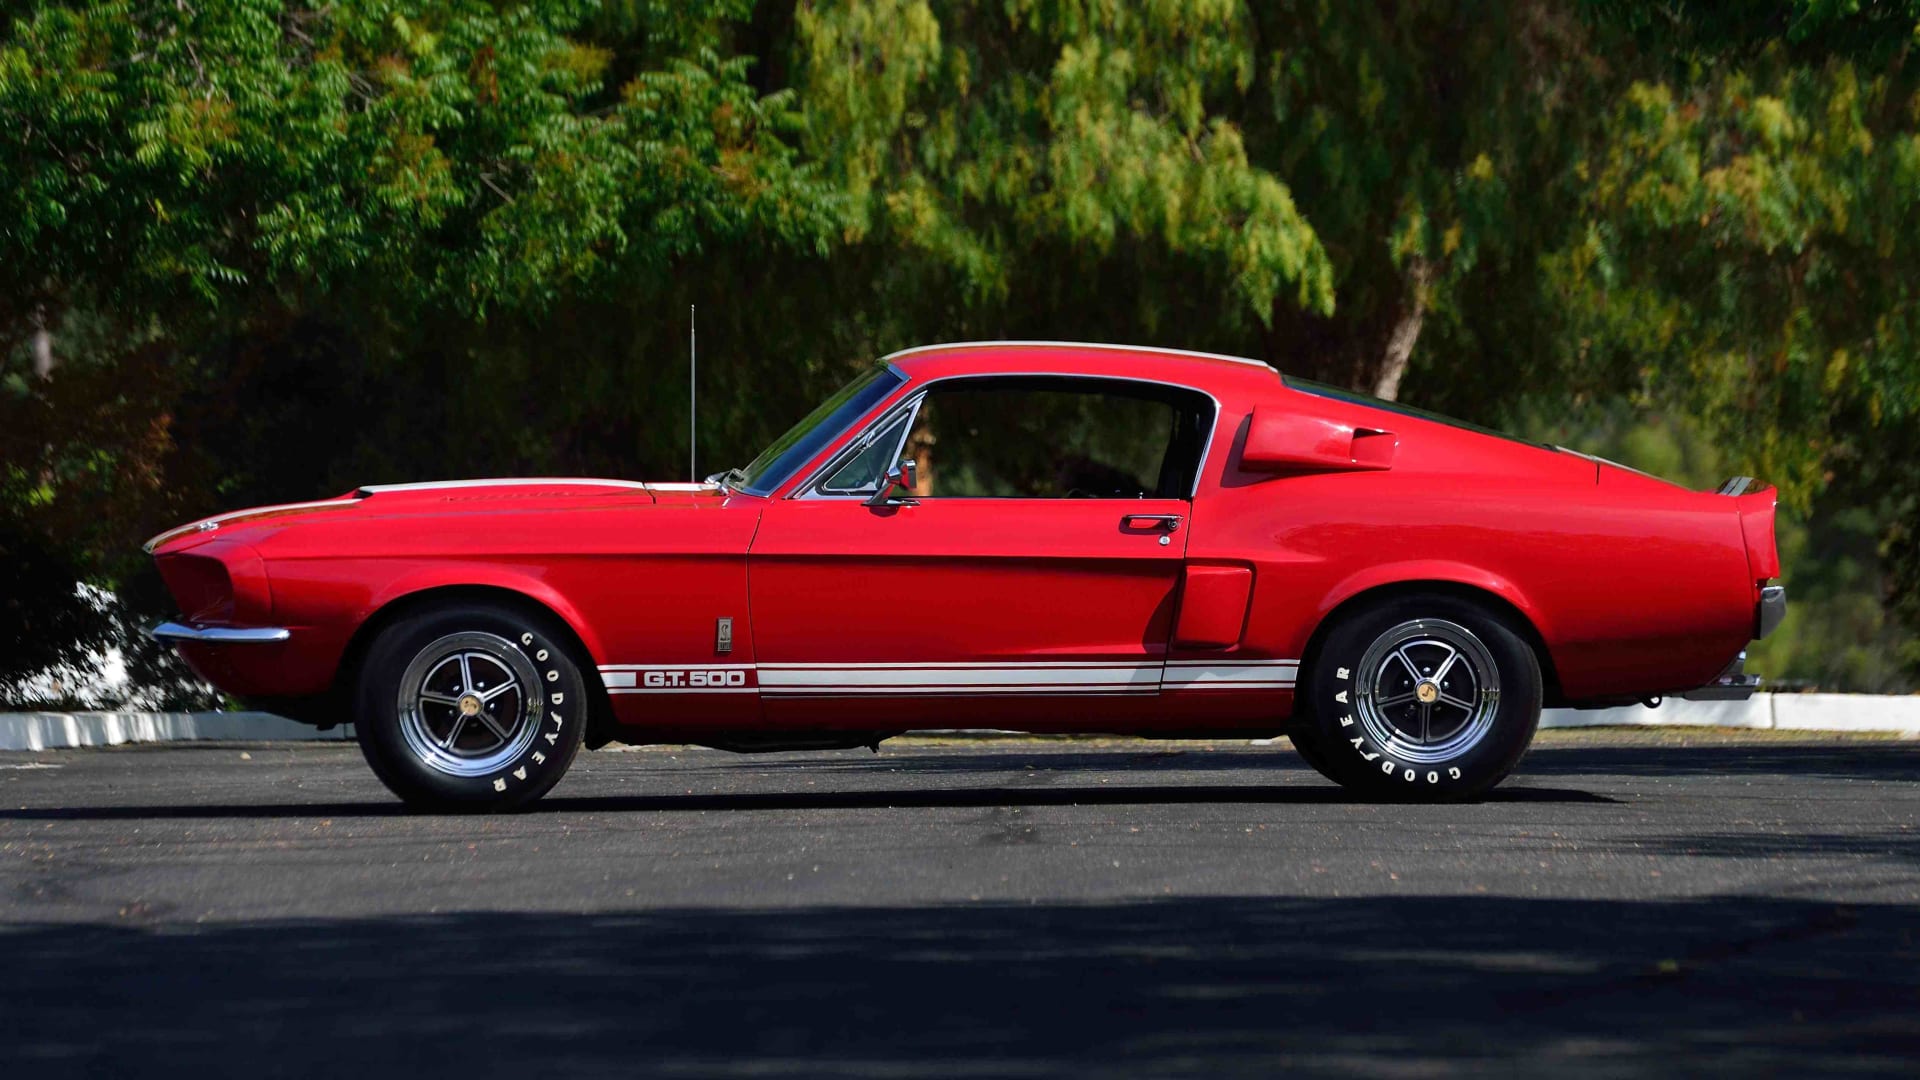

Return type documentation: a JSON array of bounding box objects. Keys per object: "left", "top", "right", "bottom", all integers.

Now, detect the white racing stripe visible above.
[
  {"left": 765, "top": 686, "right": 1158, "bottom": 696},
  {"left": 606, "top": 687, "right": 758, "bottom": 695},
  {"left": 758, "top": 665, "right": 1159, "bottom": 688},
  {"left": 598, "top": 659, "right": 1298, "bottom": 694},
  {"left": 1163, "top": 661, "right": 1299, "bottom": 689}
]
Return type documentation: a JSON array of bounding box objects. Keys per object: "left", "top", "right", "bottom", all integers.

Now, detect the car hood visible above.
[{"left": 144, "top": 477, "right": 724, "bottom": 554}]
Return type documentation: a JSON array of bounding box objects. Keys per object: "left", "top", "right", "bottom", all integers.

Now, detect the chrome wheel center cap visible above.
[
  {"left": 457, "top": 694, "right": 483, "bottom": 717},
  {"left": 1415, "top": 681, "right": 1440, "bottom": 704}
]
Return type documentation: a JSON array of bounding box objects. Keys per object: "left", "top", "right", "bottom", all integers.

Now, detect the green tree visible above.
[
  {"left": 1, "top": 0, "right": 840, "bottom": 694},
  {"left": 5, "top": 0, "right": 1919, "bottom": 700}
]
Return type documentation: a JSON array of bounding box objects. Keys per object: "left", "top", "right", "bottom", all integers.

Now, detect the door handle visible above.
[{"left": 1122, "top": 514, "right": 1182, "bottom": 532}]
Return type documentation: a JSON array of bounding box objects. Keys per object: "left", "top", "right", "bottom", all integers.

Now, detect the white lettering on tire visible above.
[{"left": 1342, "top": 729, "right": 1462, "bottom": 785}]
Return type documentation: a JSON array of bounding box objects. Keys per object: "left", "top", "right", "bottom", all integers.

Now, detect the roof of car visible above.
[{"left": 880, "top": 341, "right": 1283, "bottom": 387}]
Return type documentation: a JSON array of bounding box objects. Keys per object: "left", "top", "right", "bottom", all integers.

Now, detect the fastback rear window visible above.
[{"left": 1287, "top": 377, "right": 1557, "bottom": 452}]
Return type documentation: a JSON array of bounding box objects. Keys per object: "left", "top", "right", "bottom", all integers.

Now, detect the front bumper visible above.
[{"left": 150, "top": 621, "right": 291, "bottom": 644}]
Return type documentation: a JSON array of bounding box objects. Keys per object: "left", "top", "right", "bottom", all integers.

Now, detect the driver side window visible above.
[{"left": 814, "top": 377, "right": 1211, "bottom": 500}]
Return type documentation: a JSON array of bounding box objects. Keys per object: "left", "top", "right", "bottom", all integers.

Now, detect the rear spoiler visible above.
[{"left": 1718, "top": 477, "right": 1781, "bottom": 581}]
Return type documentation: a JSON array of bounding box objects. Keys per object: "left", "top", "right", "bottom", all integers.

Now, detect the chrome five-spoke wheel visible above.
[
  {"left": 396, "top": 631, "right": 544, "bottom": 777},
  {"left": 357, "top": 602, "right": 587, "bottom": 811},
  {"left": 1300, "top": 594, "right": 1542, "bottom": 801},
  {"left": 1353, "top": 618, "right": 1501, "bottom": 764}
]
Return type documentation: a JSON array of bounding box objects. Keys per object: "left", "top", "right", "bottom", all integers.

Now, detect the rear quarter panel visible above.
[{"left": 1190, "top": 394, "right": 1753, "bottom": 704}]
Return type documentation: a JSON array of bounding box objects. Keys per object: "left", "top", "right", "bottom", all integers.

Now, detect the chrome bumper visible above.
[
  {"left": 150, "top": 621, "right": 291, "bottom": 644},
  {"left": 1755, "top": 584, "right": 1786, "bottom": 640},
  {"left": 1681, "top": 650, "right": 1762, "bottom": 701}
]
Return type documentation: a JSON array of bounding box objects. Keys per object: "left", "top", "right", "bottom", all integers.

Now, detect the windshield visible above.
[{"left": 736, "top": 365, "right": 906, "bottom": 495}]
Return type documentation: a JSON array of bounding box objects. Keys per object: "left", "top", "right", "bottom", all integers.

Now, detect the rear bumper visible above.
[
  {"left": 1755, "top": 584, "right": 1786, "bottom": 640},
  {"left": 1680, "top": 650, "right": 1762, "bottom": 701},
  {"left": 1681, "top": 586, "right": 1786, "bottom": 702}
]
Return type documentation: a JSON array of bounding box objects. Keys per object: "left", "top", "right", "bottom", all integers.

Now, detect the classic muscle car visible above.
[{"left": 146, "top": 341, "right": 1786, "bottom": 809}]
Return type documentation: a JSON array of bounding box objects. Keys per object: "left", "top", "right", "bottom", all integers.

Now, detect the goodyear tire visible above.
[
  {"left": 1302, "top": 593, "right": 1541, "bottom": 801},
  {"left": 1284, "top": 721, "right": 1344, "bottom": 784},
  {"left": 354, "top": 601, "right": 587, "bottom": 811}
]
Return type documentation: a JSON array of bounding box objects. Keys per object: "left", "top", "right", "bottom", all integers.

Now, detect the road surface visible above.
[{"left": 2, "top": 729, "right": 1917, "bottom": 1076}]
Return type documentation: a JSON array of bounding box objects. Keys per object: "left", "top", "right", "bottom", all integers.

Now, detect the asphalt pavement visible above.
[{"left": 2, "top": 729, "right": 1918, "bottom": 1077}]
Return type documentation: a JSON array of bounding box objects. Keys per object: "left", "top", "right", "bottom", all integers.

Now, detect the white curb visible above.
[
  {"left": 1768, "top": 693, "right": 1920, "bottom": 733},
  {"left": 1541, "top": 696, "right": 1773, "bottom": 730},
  {"left": 1542, "top": 693, "right": 1917, "bottom": 733}
]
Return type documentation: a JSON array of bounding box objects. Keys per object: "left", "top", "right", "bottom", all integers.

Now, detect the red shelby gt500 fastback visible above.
[{"left": 147, "top": 341, "right": 1784, "bottom": 809}]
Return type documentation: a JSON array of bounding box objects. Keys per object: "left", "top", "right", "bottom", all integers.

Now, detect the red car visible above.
[{"left": 146, "top": 341, "right": 1785, "bottom": 809}]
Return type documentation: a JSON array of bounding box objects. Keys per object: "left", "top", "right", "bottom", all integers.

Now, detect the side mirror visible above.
[{"left": 865, "top": 458, "right": 919, "bottom": 507}]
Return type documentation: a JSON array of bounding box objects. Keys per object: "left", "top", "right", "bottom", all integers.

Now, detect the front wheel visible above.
[
  {"left": 354, "top": 601, "right": 588, "bottom": 811},
  {"left": 1299, "top": 594, "right": 1542, "bottom": 801}
]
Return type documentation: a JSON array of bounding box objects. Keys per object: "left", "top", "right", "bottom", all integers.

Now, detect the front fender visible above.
[{"left": 360, "top": 564, "right": 610, "bottom": 666}]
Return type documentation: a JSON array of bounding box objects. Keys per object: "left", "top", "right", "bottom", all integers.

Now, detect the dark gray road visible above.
[{"left": 2, "top": 730, "right": 1918, "bottom": 1077}]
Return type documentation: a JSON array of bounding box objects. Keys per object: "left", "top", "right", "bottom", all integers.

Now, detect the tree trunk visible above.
[
  {"left": 31, "top": 305, "right": 55, "bottom": 378},
  {"left": 1373, "top": 257, "right": 1430, "bottom": 402}
]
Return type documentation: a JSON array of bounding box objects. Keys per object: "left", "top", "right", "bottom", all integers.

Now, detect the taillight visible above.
[{"left": 1735, "top": 485, "right": 1781, "bottom": 581}]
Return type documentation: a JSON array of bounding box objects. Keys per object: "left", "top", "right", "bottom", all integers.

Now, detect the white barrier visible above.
[
  {"left": 1, "top": 693, "right": 1915, "bottom": 751},
  {"left": 0, "top": 712, "right": 351, "bottom": 752},
  {"left": 1541, "top": 693, "right": 1916, "bottom": 733}
]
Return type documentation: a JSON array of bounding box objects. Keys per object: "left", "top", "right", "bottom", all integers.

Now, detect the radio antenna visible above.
[{"left": 689, "top": 304, "right": 697, "bottom": 483}]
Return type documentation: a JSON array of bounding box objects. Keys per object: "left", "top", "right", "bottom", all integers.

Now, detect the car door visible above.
[{"left": 746, "top": 375, "right": 1215, "bottom": 730}]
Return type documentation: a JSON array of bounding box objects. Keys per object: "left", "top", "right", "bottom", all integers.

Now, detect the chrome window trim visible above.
[
  {"left": 882, "top": 340, "right": 1277, "bottom": 372},
  {"left": 810, "top": 399, "right": 925, "bottom": 497},
  {"left": 788, "top": 372, "right": 1222, "bottom": 501},
  {"left": 357, "top": 477, "right": 655, "bottom": 494},
  {"left": 744, "top": 364, "right": 909, "bottom": 498}
]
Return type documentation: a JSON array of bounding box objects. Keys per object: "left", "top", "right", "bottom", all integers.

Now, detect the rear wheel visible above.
[
  {"left": 1299, "top": 593, "right": 1541, "bottom": 801},
  {"left": 354, "top": 601, "right": 587, "bottom": 811}
]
